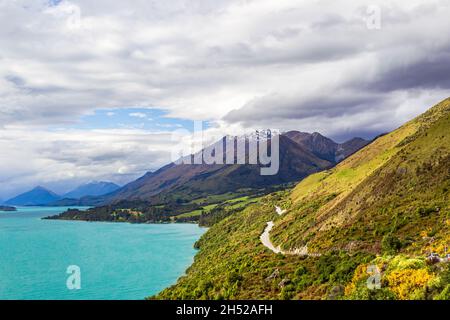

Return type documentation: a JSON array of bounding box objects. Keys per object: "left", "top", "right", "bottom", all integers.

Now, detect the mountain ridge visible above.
[
  {"left": 284, "top": 131, "right": 369, "bottom": 162},
  {"left": 6, "top": 181, "right": 121, "bottom": 206},
  {"left": 5, "top": 186, "right": 61, "bottom": 206},
  {"left": 94, "top": 132, "right": 369, "bottom": 206},
  {"left": 63, "top": 181, "right": 120, "bottom": 199}
]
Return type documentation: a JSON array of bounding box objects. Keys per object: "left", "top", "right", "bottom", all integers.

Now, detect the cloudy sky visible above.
[{"left": 1, "top": 0, "right": 450, "bottom": 199}]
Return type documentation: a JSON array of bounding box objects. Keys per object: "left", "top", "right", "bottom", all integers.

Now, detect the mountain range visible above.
[
  {"left": 4, "top": 182, "right": 120, "bottom": 206},
  {"left": 63, "top": 181, "right": 120, "bottom": 199},
  {"left": 5, "top": 132, "right": 368, "bottom": 208},
  {"left": 59, "top": 132, "right": 369, "bottom": 207},
  {"left": 284, "top": 131, "right": 369, "bottom": 162}
]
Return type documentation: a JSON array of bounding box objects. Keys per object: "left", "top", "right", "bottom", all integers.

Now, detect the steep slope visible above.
[
  {"left": 156, "top": 97, "right": 450, "bottom": 300},
  {"left": 5, "top": 186, "right": 61, "bottom": 206},
  {"left": 271, "top": 97, "right": 450, "bottom": 256},
  {"left": 63, "top": 181, "right": 120, "bottom": 199}
]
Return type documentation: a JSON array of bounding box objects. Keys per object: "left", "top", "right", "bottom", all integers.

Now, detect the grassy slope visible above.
[
  {"left": 174, "top": 196, "right": 258, "bottom": 219},
  {"left": 175, "top": 204, "right": 219, "bottom": 218},
  {"left": 155, "top": 98, "right": 450, "bottom": 300},
  {"left": 271, "top": 98, "right": 450, "bottom": 255}
]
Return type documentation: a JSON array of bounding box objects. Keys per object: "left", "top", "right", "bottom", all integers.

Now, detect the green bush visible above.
[
  {"left": 382, "top": 234, "right": 402, "bottom": 254},
  {"left": 297, "top": 274, "right": 314, "bottom": 291},
  {"left": 417, "top": 207, "right": 437, "bottom": 217},
  {"left": 294, "top": 266, "right": 307, "bottom": 277},
  {"left": 435, "top": 285, "right": 450, "bottom": 300}
]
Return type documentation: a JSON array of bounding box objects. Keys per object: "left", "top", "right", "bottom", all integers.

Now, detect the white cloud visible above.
[
  {"left": 0, "top": 0, "right": 449, "bottom": 196},
  {"left": 0, "top": 126, "right": 177, "bottom": 198}
]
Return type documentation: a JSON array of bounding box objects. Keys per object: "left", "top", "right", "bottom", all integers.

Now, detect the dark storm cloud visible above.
[
  {"left": 218, "top": 1, "right": 450, "bottom": 135},
  {"left": 224, "top": 93, "right": 385, "bottom": 123},
  {"left": 367, "top": 50, "right": 450, "bottom": 92}
]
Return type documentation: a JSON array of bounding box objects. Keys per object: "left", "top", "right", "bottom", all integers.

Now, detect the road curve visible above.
[
  {"left": 260, "top": 206, "right": 321, "bottom": 257},
  {"left": 259, "top": 206, "right": 286, "bottom": 254},
  {"left": 260, "top": 221, "right": 283, "bottom": 254}
]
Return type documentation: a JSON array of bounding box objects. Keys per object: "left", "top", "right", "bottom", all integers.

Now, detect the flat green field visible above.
[{"left": 175, "top": 195, "right": 261, "bottom": 219}]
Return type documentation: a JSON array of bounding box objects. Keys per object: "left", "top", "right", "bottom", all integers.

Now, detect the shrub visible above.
[
  {"left": 382, "top": 234, "right": 402, "bottom": 254},
  {"left": 294, "top": 266, "right": 307, "bottom": 277},
  {"left": 280, "top": 284, "right": 295, "bottom": 300},
  {"left": 227, "top": 271, "right": 243, "bottom": 285},
  {"left": 417, "top": 207, "right": 437, "bottom": 217},
  {"left": 295, "top": 274, "right": 313, "bottom": 291},
  {"left": 388, "top": 256, "right": 426, "bottom": 271},
  {"left": 435, "top": 285, "right": 450, "bottom": 300}
]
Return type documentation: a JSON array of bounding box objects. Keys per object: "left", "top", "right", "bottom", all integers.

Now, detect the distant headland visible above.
[{"left": 0, "top": 206, "right": 17, "bottom": 212}]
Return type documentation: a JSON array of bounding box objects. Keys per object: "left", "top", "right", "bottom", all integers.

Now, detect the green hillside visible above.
[{"left": 155, "top": 98, "right": 450, "bottom": 300}]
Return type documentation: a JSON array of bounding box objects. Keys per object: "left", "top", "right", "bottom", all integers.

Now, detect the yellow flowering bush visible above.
[
  {"left": 386, "top": 269, "right": 434, "bottom": 300},
  {"left": 387, "top": 256, "right": 425, "bottom": 271},
  {"left": 424, "top": 234, "right": 450, "bottom": 255},
  {"left": 344, "top": 264, "right": 368, "bottom": 296}
]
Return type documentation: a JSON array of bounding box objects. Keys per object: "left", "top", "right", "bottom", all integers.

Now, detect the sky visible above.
[{"left": 1, "top": 0, "right": 450, "bottom": 199}]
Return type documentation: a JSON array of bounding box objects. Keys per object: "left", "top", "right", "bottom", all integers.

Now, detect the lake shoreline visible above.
[
  {"left": 1, "top": 206, "right": 206, "bottom": 300},
  {"left": 41, "top": 210, "right": 209, "bottom": 299},
  {"left": 43, "top": 215, "right": 204, "bottom": 225}
]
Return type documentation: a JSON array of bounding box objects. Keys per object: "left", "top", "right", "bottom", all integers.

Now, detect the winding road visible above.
[
  {"left": 259, "top": 206, "right": 286, "bottom": 254},
  {"left": 260, "top": 206, "right": 320, "bottom": 257},
  {"left": 260, "top": 221, "right": 283, "bottom": 254}
]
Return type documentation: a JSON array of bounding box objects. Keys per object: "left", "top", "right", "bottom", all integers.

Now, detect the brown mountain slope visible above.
[
  {"left": 284, "top": 131, "right": 369, "bottom": 162},
  {"left": 109, "top": 135, "right": 333, "bottom": 203}
]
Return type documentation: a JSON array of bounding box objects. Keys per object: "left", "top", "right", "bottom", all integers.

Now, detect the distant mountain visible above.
[
  {"left": 5, "top": 186, "right": 61, "bottom": 206},
  {"left": 63, "top": 181, "right": 120, "bottom": 199},
  {"left": 105, "top": 132, "right": 367, "bottom": 205},
  {"left": 283, "top": 131, "right": 369, "bottom": 162},
  {"left": 106, "top": 135, "right": 334, "bottom": 204},
  {"left": 49, "top": 195, "right": 110, "bottom": 207},
  {"left": 336, "top": 137, "right": 370, "bottom": 161}
]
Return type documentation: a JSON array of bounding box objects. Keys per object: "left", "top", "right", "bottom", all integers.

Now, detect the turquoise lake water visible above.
[{"left": 0, "top": 207, "right": 206, "bottom": 300}]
